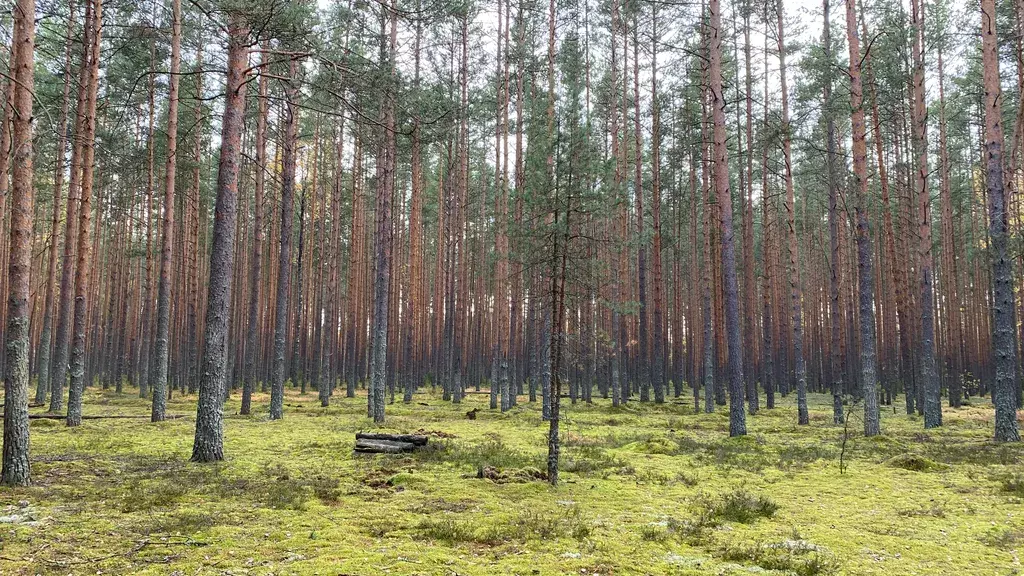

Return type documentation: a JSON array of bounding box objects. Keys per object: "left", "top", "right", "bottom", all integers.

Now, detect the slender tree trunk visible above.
[
  {"left": 710, "top": 0, "right": 746, "bottom": 436},
  {"left": 242, "top": 47, "right": 268, "bottom": 414},
  {"left": 650, "top": 5, "right": 666, "bottom": 405},
  {"left": 50, "top": 0, "right": 94, "bottom": 413}
]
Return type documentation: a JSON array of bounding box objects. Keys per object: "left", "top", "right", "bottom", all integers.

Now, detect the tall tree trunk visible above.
[
  {"left": 191, "top": 15, "right": 249, "bottom": 462},
  {"left": 36, "top": 2, "right": 75, "bottom": 405},
  {"left": 369, "top": 1, "right": 398, "bottom": 422},
  {"left": 777, "top": 0, "right": 808, "bottom": 424},
  {"left": 404, "top": 9, "right": 423, "bottom": 404},
  {"left": 824, "top": 0, "right": 844, "bottom": 425},
  {"left": 982, "top": 0, "right": 1021, "bottom": 442},
  {"left": 741, "top": 0, "right": 757, "bottom": 414},
  {"left": 710, "top": 0, "right": 746, "bottom": 436},
  {"left": 2, "top": 0, "right": 35, "bottom": 486},
  {"left": 50, "top": 0, "right": 94, "bottom": 413},
  {"left": 151, "top": 0, "right": 181, "bottom": 422},
  {"left": 846, "top": 0, "right": 880, "bottom": 436},
  {"left": 241, "top": 45, "right": 268, "bottom": 414},
  {"left": 911, "top": 0, "right": 941, "bottom": 428},
  {"left": 937, "top": 41, "right": 962, "bottom": 408},
  {"left": 271, "top": 60, "right": 301, "bottom": 421},
  {"left": 650, "top": 4, "right": 666, "bottom": 405},
  {"left": 66, "top": 0, "right": 103, "bottom": 427}
]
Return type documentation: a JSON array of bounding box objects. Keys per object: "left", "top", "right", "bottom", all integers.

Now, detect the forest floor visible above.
[{"left": 0, "top": 385, "right": 1021, "bottom": 575}]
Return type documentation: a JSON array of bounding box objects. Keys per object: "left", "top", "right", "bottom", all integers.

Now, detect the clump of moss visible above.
[
  {"left": 475, "top": 464, "right": 547, "bottom": 483},
  {"left": 886, "top": 453, "right": 946, "bottom": 472}
]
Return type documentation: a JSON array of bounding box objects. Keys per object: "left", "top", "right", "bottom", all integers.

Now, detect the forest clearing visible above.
[{"left": 0, "top": 387, "right": 1020, "bottom": 575}]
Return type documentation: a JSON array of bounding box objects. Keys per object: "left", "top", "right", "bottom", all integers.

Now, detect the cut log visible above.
[{"left": 355, "top": 432, "right": 428, "bottom": 446}]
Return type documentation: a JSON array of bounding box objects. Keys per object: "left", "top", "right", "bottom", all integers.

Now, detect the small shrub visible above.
[
  {"left": 639, "top": 523, "right": 669, "bottom": 542},
  {"left": 363, "top": 517, "right": 403, "bottom": 537},
  {"left": 253, "top": 466, "right": 309, "bottom": 510},
  {"left": 981, "top": 526, "right": 1024, "bottom": 549},
  {"left": 416, "top": 438, "right": 540, "bottom": 472},
  {"left": 999, "top": 472, "right": 1024, "bottom": 497},
  {"left": 409, "top": 498, "right": 473, "bottom": 514},
  {"left": 561, "top": 446, "right": 627, "bottom": 476},
  {"left": 132, "top": 508, "right": 221, "bottom": 536},
  {"left": 674, "top": 471, "right": 699, "bottom": 486},
  {"left": 118, "top": 478, "right": 190, "bottom": 513},
  {"left": 897, "top": 505, "right": 945, "bottom": 518},
  {"left": 720, "top": 540, "right": 840, "bottom": 576},
  {"left": 416, "top": 516, "right": 476, "bottom": 543},
  {"left": 309, "top": 475, "right": 341, "bottom": 504},
  {"left": 713, "top": 489, "right": 779, "bottom": 523},
  {"left": 476, "top": 465, "right": 548, "bottom": 483},
  {"left": 667, "top": 509, "right": 719, "bottom": 545},
  {"left": 418, "top": 506, "right": 591, "bottom": 546}
]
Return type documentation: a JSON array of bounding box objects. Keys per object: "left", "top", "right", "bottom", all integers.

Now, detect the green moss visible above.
[{"left": 1, "top": 387, "right": 1020, "bottom": 575}]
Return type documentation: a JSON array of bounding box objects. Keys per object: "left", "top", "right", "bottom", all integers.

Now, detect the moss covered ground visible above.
[{"left": 0, "top": 385, "right": 1021, "bottom": 575}]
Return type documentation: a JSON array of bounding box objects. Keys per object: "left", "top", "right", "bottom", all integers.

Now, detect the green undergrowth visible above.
[{"left": 0, "top": 385, "right": 1020, "bottom": 574}]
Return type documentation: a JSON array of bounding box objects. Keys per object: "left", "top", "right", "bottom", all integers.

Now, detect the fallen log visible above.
[
  {"left": 355, "top": 432, "right": 428, "bottom": 446},
  {"left": 354, "top": 439, "right": 419, "bottom": 454}
]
